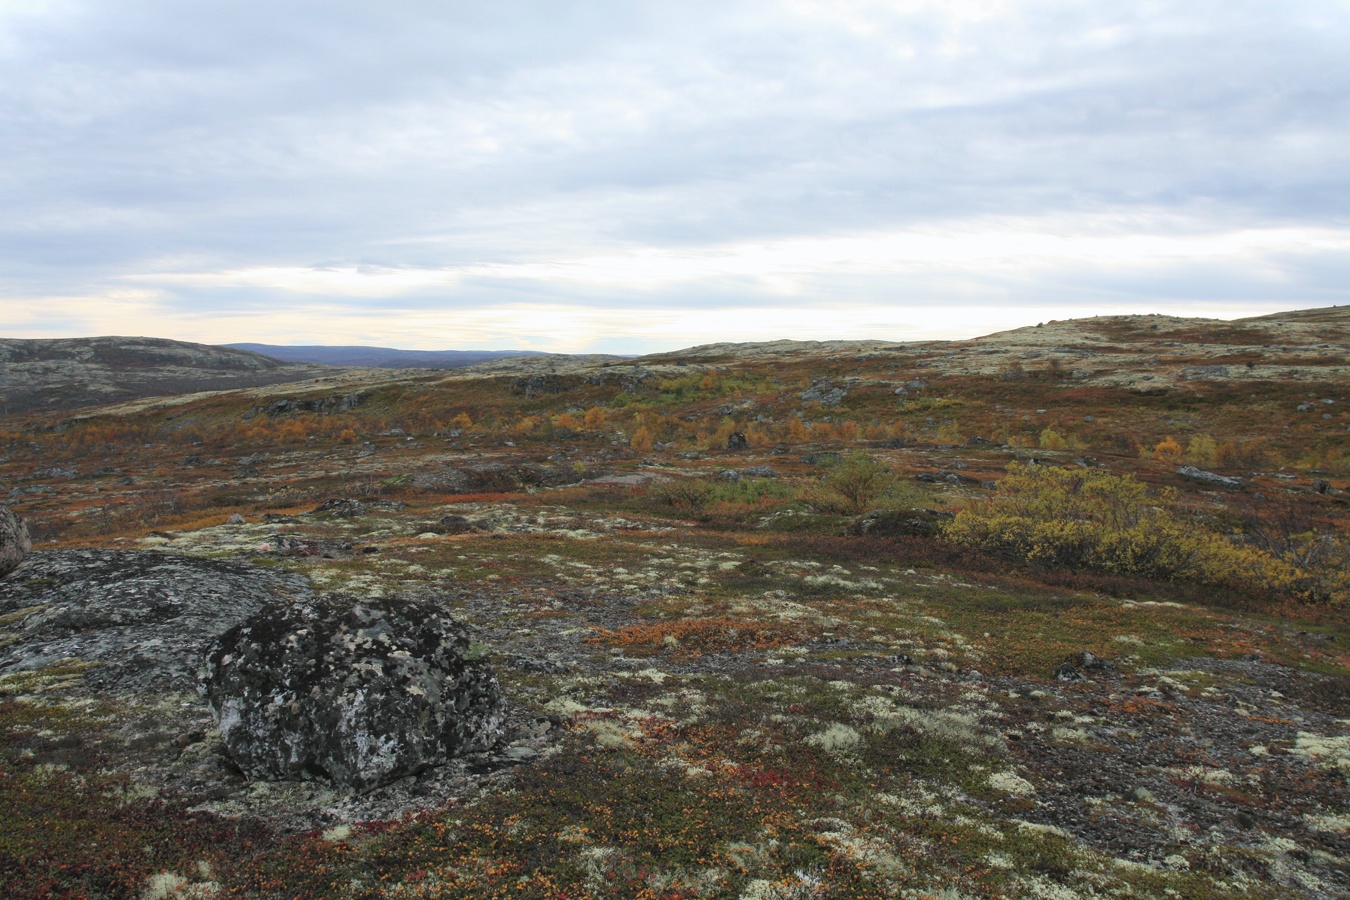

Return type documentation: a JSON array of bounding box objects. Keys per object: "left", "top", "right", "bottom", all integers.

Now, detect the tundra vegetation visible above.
[{"left": 0, "top": 308, "right": 1348, "bottom": 898}]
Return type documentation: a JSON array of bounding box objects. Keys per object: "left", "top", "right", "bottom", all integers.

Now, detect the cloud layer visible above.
[{"left": 2, "top": 1, "right": 1347, "bottom": 350}]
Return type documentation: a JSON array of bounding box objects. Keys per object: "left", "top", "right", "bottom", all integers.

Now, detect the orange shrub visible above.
[{"left": 1152, "top": 436, "right": 1183, "bottom": 463}]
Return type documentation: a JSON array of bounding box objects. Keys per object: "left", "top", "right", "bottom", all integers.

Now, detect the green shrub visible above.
[{"left": 803, "top": 453, "right": 917, "bottom": 515}]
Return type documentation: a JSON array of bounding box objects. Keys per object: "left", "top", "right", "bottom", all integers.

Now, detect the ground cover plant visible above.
[{"left": 0, "top": 308, "right": 1347, "bottom": 898}]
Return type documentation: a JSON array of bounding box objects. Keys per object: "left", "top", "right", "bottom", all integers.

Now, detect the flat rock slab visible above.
[{"left": 0, "top": 549, "right": 313, "bottom": 693}]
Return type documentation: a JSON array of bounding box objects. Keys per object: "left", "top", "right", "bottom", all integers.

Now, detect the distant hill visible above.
[
  {"left": 225, "top": 344, "right": 549, "bottom": 369},
  {"left": 0, "top": 337, "right": 331, "bottom": 415}
]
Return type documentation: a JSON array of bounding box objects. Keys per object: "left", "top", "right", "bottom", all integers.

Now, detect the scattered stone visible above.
[
  {"left": 262, "top": 513, "right": 301, "bottom": 524},
  {"left": 269, "top": 534, "right": 353, "bottom": 559},
  {"left": 310, "top": 498, "right": 366, "bottom": 518},
  {"left": 504, "top": 655, "right": 570, "bottom": 675},
  {"left": 1054, "top": 652, "right": 1114, "bottom": 683},
  {"left": 1176, "top": 466, "right": 1243, "bottom": 489},
  {"left": 202, "top": 594, "right": 505, "bottom": 791},
  {"left": 0, "top": 506, "right": 31, "bottom": 578}
]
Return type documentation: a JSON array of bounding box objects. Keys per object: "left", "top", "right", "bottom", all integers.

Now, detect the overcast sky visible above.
[{"left": 1, "top": 1, "right": 1347, "bottom": 352}]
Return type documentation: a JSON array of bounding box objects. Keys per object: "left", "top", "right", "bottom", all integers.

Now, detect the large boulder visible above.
[
  {"left": 0, "top": 549, "right": 312, "bottom": 693},
  {"left": 0, "top": 506, "right": 30, "bottom": 577},
  {"left": 202, "top": 594, "right": 505, "bottom": 791}
]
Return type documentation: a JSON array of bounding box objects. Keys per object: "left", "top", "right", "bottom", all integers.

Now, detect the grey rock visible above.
[
  {"left": 740, "top": 465, "right": 777, "bottom": 478},
  {"left": 726, "top": 432, "right": 749, "bottom": 451},
  {"left": 310, "top": 497, "right": 366, "bottom": 518},
  {"left": 0, "top": 549, "right": 312, "bottom": 693},
  {"left": 1176, "top": 465, "right": 1243, "bottom": 489},
  {"left": 1055, "top": 651, "right": 1114, "bottom": 683},
  {"left": 226, "top": 513, "right": 247, "bottom": 525},
  {"left": 0, "top": 506, "right": 30, "bottom": 578},
  {"left": 202, "top": 594, "right": 505, "bottom": 791},
  {"left": 850, "top": 508, "right": 953, "bottom": 538},
  {"left": 799, "top": 379, "right": 848, "bottom": 407}
]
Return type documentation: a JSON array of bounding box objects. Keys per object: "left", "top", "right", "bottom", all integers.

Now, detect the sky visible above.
[{"left": 1, "top": 0, "right": 1347, "bottom": 354}]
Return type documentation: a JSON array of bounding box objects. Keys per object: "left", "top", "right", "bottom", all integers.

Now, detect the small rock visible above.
[
  {"left": 1054, "top": 662, "right": 1087, "bottom": 683},
  {"left": 174, "top": 729, "right": 207, "bottom": 749},
  {"left": 1128, "top": 787, "right": 1155, "bottom": 804},
  {"left": 310, "top": 498, "right": 366, "bottom": 518},
  {"left": 226, "top": 513, "right": 246, "bottom": 525}
]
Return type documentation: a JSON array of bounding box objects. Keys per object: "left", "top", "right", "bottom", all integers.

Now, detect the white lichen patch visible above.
[
  {"left": 1049, "top": 726, "right": 1091, "bottom": 744},
  {"left": 805, "top": 723, "right": 862, "bottom": 755},
  {"left": 321, "top": 824, "right": 354, "bottom": 842},
  {"left": 987, "top": 771, "right": 1036, "bottom": 797},
  {"left": 1164, "top": 766, "right": 1234, "bottom": 785},
  {"left": 816, "top": 824, "right": 907, "bottom": 879},
  {"left": 1304, "top": 811, "right": 1350, "bottom": 834},
  {"left": 853, "top": 694, "right": 998, "bottom": 748},
  {"left": 1293, "top": 731, "right": 1350, "bottom": 772}
]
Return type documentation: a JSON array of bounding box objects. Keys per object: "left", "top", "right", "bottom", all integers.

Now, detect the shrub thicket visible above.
[{"left": 944, "top": 463, "right": 1342, "bottom": 605}]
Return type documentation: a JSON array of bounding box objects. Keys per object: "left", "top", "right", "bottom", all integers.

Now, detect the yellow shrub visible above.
[
  {"left": 1185, "top": 434, "right": 1219, "bottom": 467},
  {"left": 944, "top": 463, "right": 1308, "bottom": 601},
  {"left": 1038, "top": 428, "right": 1067, "bottom": 451}
]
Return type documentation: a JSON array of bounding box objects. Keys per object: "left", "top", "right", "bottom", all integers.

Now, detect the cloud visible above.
[{"left": 1, "top": 1, "right": 1347, "bottom": 349}]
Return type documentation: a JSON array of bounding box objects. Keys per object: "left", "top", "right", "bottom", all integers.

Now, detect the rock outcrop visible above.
[
  {"left": 850, "top": 508, "right": 954, "bottom": 538},
  {"left": 1177, "top": 465, "right": 1243, "bottom": 489},
  {"left": 0, "top": 506, "right": 30, "bottom": 577},
  {"left": 202, "top": 594, "right": 505, "bottom": 791},
  {"left": 0, "top": 550, "right": 313, "bottom": 692}
]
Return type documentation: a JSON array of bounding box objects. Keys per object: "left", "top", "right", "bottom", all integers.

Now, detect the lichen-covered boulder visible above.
[
  {"left": 202, "top": 594, "right": 505, "bottom": 791},
  {"left": 0, "top": 506, "right": 30, "bottom": 577}
]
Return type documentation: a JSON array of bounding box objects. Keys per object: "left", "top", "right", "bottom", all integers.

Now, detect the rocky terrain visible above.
[{"left": 0, "top": 307, "right": 1347, "bottom": 898}]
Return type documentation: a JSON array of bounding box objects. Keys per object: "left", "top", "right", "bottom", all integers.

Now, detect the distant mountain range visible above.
[{"left": 225, "top": 344, "right": 548, "bottom": 369}]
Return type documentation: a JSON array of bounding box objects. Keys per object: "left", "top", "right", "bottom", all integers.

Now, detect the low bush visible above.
[
  {"left": 802, "top": 453, "right": 913, "bottom": 515},
  {"left": 943, "top": 463, "right": 1336, "bottom": 605},
  {"left": 647, "top": 477, "right": 715, "bottom": 512}
]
